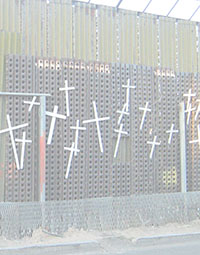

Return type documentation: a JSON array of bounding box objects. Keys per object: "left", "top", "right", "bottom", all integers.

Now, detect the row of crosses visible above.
[
  {"left": 0, "top": 79, "right": 199, "bottom": 178},
  {"left": 113, "top": 79, "right": 134, "bottom": 158},
  {"left": 183, "top": 89, "right": 200, "bottom": 147}
]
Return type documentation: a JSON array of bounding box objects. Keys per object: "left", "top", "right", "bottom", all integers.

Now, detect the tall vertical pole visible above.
[
  {"left": 39, "top": 96, "right": 46, "bottom": 202},
  {"left": 179, "top": 102, "right": 187, "bottom": 192}
]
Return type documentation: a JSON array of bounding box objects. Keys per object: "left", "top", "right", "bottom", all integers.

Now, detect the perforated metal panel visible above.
[
  {"left": 2, "top": 55, "right": 200, "bottom": 201},
  {"left": 4, "top": 55, "right": 38, "bottom": 201}
]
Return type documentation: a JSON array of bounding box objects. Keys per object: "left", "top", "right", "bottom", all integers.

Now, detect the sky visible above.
[{"left": 75, "top": 0, "right": 200, "bottom": 22}]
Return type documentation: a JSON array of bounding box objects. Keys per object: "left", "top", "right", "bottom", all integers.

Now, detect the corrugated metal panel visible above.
[
  {"left": 139, "top": 14, "right": 158, "bottom": 67},
  {"left": 0, "top": 0, "right": 199, "bottom": 71},
  {"left": 177, "top": 20, "right": 197, "bottom": 73},
  {"left": 118, "top": 10, "right": 137, "bottom": 64},
  {"left": 159, "top": 17, "right": 176, "bottom": 70},
  {"left": 49, "top": 2, "right": 58, "bottom": 57},
  {"left": 21, "top": 0, "right": 43, "bottom": 56},
  {"left": 98, "top": 6, "right": 117, "bottom": 63},
  {"left": 20, "top": 0, "right": 72, "bottom": 58},
  {"left": 73, "top": 2, "right": 97, "bottom": 60},
  {"left": 190, "top": 23, "right": 198, "bottom": 73},
  {"left": 0, "top": 0, "right": 20, "bottom": 33}
]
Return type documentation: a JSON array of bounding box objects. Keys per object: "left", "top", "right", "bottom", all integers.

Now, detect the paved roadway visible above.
[
  {"left": 107, "top": 241, "right": 200, "bottom": 255},
  {"left": 1, "top": 237, "right": 200, "bottom": 255}
]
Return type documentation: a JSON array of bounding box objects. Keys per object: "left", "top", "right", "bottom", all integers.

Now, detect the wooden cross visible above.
[
  {"left": 70, "top": 120, "right": 86, "bottom": 156},
  {"left": 15, "top": 132, "right": 32, "bottom": 169},
  {"left": 59, "top": 80, "right": 75, "bottom": 117},
  {"left": 23, "top": 96, "right": 40, "bottom": 112},
  {"left": 113, "top": 123, "right": 128, "bottom": 158},
  {"left": 185, "top": 103, "right": 195, "bottom": 125},
  {"left": 64, "top": 142, "right": 80, "bottom": 179},
  {"left": 46, "top": 105, "right": 66, "bottom": 145},
  {"left": 166, "top": 124, "right": 178, "bottom": 144},
  {"left": 116, "top": 103, "right": 129, "bottom": 125},
  {"left": 139, "top": 102, "right": 151, "bottom": 131},
  {"left": 0, "top": 114, "right": 28, "bottom": 170},
  {"left": 83, "top": 101, "right": 110, "bottom": 153},
  {"left": 183, "top": 89, "right": 196, "bottom": 110},
  {"left": 147, "top": 136, "right": 161, "bottom": 159},
  {"left": 122, "top": 79, "right": 136, "bottom": 112}
]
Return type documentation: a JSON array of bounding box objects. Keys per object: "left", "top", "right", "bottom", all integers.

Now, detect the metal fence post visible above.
[
  {"left": 39, "top": 96, "right": 46, "bottom": 202},
  {"left": 0, "top": 92, "right": 50, "bottom": 201},
  {"left": 179, "top": 102, "right": 187, "bottom": 192}
]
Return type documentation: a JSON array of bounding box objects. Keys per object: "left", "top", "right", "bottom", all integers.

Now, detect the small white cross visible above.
[
  {"left": 15, "top": 132, "right": 32, "bottom": 169},
  {"left": 166, "top": 124, "right": 178, "bottom": 144},
  {"left": 64, "top": 142, "right": 80, "bottom": 179},
  {"left": 83, "top": 101, "right": 110, "bottom": 153},
  {"left": 195, "top": 100, "right": 200, "bottom": 121},
  {"left": 116, "top": 103, "right": 129, "bottom": 126},
  {"left": 183, "top": 89, "right": 196, "bottom": 110},
  {"left": 46, "top": 105, "right": 66, "bottom": 145},
  {"left": 70, "top": 120, "right": 86, "bottom": 156},
  {"left": 23, "top": 96, "right": 40, "bottom": 112},
  {"left": 189, "top": 124, "right": 200, "bottom": 148},
  {"left": 147, "top": 136, "right": 161, "bottom": 159},
  {"left": 0, "top": 115, "right": 29, "bottom": 170},
  {"left": 185, "top": 103, "right": 196, "bottom": 125},
  {"left": 59, "top": 80, "right": 75, "bottom": 117},
  {"left": 113, "top": 123, "right": 128, "bottom": 158},
  {"left": 139, "top": 102, "right": 151, "bottom": 131},
  {"left": 122, "top": 79, "right": 136, "bottom": 112}
]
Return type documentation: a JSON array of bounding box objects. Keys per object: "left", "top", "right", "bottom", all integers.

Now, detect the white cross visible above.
[
  {"left": 116, "top": 103, "right": 129, "bottom": 125},
  {"left": 139, "top": 102, "right": 151, "bottom": 130},
  {"left": 0, "top": 114, "right": 29, "bottom": 170},
  {"left": 113, "top": 123, "right": 128, "bottom": 158},
  {"left": 83, "top": 101, "right": 110, "bottom": 153},
  {"left": 189, "top": 124, "right": 200, "bottom": 148},
  {"left": 15, "top": 132, "right": 32, "bottom": 169},
  {"left": 23, "top": 96, "right": 40, "bottom": 112},
  {"left": 64, "top": 142, "right": 80, "bottom": 179},
  {"left": 195, "top": 100, "right": 200, "bottom": 121},
  {"left": 147, "top": 136, "right": 161, "bottom": 159},
  {"left": 70, "top": 120, "right": 86, "bottom": 156},
  {"left": 122, "top": 79, "right": 136, "bottom": 112},
  {"left": 166, "top": 124, "right": 178, "bottom": 144},
  {"left": 46, "top": 105, "right": 66, "bottom": 145},
  {"left": 185, "top": 103, "right": 196, "bottom": 125},
  {"left": 59, "top": 80, "right": 75, "bottom": 117},
  {"left": 183, "top": 89, "right": 196, "bottom": 110}
]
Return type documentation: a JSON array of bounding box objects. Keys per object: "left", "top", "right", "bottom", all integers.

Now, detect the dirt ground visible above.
[{"left": 1, "top": 220, "right": 200, "bottom": 248}]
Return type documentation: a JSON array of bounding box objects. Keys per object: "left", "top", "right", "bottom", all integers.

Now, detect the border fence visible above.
[{"left": 1, "top": 192, "right": 200, "bottom": 239}]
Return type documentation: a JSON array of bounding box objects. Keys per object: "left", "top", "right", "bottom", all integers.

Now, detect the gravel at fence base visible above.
[{"left": 1, "top": 221, "right": 200, "bottom": 248}]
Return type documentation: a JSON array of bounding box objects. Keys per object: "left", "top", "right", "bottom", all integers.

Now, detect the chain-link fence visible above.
[{"left": 0, "top": 192, "right": 200, "bottom": 239}]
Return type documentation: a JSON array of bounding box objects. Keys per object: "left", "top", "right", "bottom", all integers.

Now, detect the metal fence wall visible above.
[
  {"left": 1, "top": 55, "right": 199, "bottom": 201},
  {"left": 0, "top": 0, "right": 200, "bottom": 201},
  {"left": 0, "top": 0, "right": 199, "bottom": 69},
  {"left": 1, "top": 192, "right": 200, "bottom": 239}
]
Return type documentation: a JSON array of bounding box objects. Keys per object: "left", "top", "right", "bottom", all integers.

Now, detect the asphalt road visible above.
[
  {"left": 1, "top": 236, "right": 200, "bottom": 255},
  {"left": 107, "top": 241, "right": 200, "bottom": 255}
]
